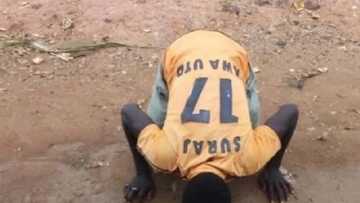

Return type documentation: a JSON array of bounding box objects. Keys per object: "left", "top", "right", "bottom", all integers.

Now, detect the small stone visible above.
[
  {"left": 275, "top": 40, "right": 287, "bottom": 48},
  {"left": 344, "top": 126, "right": 354, "bottom": 131},
  {"left": 121, "top": 70, "right": 127, "bottom": 75},
  {"left": 104, "top": 18, "right": 112, "bottom": 23},
  {"left": 222, "top": 4, "right": 240, "bottom": 16},
  {"left": 255, "top": 0, "right": 271, "bottom": 6},
  {"left": 137, "top": 99, "right": 146, "bottom": 108},
  {"left": 352, "top": 5, "right": 358, "bottom": 10},
  {"left": 305, "top": 0, "right": 320, "bottom": 10},
  {"left": 117, "top": 126, "right": 122, "bottom": 132},
  {"left": 0, "top": 27, "right": 7, "bottom": 32},
  {"left": 312, "top": 95, "right": 319, "bottom": 102},
  {"left": 317, "top": 67, "right": 328, "bottom": 73},
  {"left": 317, "top": 132, "right": 328, "bottom": 141},
  {"left": 330, "top": 111, "right": 337, "bottom": 115},
  {"left": 289, "top": 68, "right": 296, "bottom": 73},
  {"left": 151, "top": 54, "right": 158, "bottom": 60},
  {"left": 307, "top": 127, "right": 316, "bottom": 132},
  {"left": 21, "top": 1, "right": 30, "bottom": 6},
  {"left": 30, "top": 3, "right": 42, "bottom": 10},
  {"left": 311, "top": 12, "right": 320, "bottom": 19},
  {"left": 143, "top": 28, "right": 151, "bottom": 33},
  {"left": 32, "top": 57, "right": 44, "bottom": 64},
  {"left": 253, "top": 67, "right": 261, "bottom": 73},
  {"left": 16, "top": 147, "right": 22, "bottom": 152},
  {"left": 0, "top": 88, "right": 8, "bottom": 93},
  {"left": 293, "top": 20, "right": 300, "bottom": 26},
  {"left": 338, "top": 46, "right": 347, "bottom": 51}
]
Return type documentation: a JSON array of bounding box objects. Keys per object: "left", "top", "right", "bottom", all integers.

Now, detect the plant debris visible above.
[
  {"left": 62, "top": 17, "right": 74, "bottom": 30},
  {"left": 1, "top": 36, "right": 160, "bottom": 61},
  {"left": 292, "top": 0, "right": 305, "bottom": 12},
  {"left": 286, "top": 67, "right": 329, "bottom": 89}
]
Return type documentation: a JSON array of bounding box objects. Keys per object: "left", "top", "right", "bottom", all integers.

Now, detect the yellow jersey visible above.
[{"left": 138, "top": 30, "right": 280, "bottom": 180}]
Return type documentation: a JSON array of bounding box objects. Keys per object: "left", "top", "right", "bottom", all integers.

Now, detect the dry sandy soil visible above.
[{"left": 0, "top": 0, "right": 360, "bottom": 202}]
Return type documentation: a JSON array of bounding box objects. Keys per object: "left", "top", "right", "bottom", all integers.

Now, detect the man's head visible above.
[{"left": 182, "top": 173, "right": 231, "bottom": 203}]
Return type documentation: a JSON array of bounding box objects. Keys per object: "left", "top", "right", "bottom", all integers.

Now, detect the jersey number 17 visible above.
[{"left": 181, "top": 77, "right": 238, "bottom": 124}]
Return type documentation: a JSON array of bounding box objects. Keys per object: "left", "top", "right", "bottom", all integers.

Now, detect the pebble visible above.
[
  {"left": 311, "top": 12, "right": 320, "bottom": 20},
  {"left": 0, "top": 88, "right": 8, "bottom": 93},
  {"left": 32, "top": 57, "right": 44, "bottom": 64},
  {"left": 317, "top": 132, "right": 328, "bottom": 141},
  {"left": 317, "top": 67, "right": 328, "bottom": 73},
  {"left": 276, "top": 40, "right": 287, "bottom": 48},
  {"left": 307, "top": 127, "right": 316, "bottom": 132},
  {"left": 253, "top": 67, "right": 261, "bottom": 73},
  {"left": 305, "top": 0, "right": 321, "bottom": 10},
  {"left": 255, "top": 0, "right": 271, "bottom": 6},
  {"left": 0, "top": 27, "right": 7, "bottom": 32},
  {"left": 338, "top": 46, "right": 347, "bottom": 51},
  {"left": 21, "top": 1, "right": 30, "bottom": 6}
]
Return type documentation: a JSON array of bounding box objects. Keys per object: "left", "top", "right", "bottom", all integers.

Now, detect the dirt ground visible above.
[{"left": 0, "top": 0, "right": 360, "bottom": 202}]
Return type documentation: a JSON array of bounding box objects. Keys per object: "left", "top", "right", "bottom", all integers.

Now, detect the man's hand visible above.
[
  {"left": 123, "top": 175, "right": 156, "bottom": 202},
  {"left": 258, "top": 168, "right": 293, "bottom": 202}
]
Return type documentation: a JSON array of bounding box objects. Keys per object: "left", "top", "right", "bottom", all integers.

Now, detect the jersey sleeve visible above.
[
  {"left": 137, "top": 124, "right": 177, "bottom": 172},
  {"left": 147, "top": 64, "right": 169, "bottom": 127},
  {"left": 234, "top": 126, "right": 281, "bottom": 176},
  {"left": 246, "top": 64, "right": 261, "bottom": 128}
]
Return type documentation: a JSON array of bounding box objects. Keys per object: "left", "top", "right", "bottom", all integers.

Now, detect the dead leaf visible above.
[
  {"left": 51, "top": 53, "right": 74, "bottom": 61},
  {"left": 62, "top": 17, "right": 74, "bottom": 30},
  {"left": 292, "top": 0, "right": 305, "bottom": 12}
]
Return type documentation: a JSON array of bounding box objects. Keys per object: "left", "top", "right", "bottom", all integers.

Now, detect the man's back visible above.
[{"left": 160, "top": 31, "right": 254, "bottom": 179}]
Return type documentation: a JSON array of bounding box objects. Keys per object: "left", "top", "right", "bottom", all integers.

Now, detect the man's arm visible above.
[
  {"left": 258, "top": 104, "right": 299, "bottom": 202},
  {"left": 121, "top": 103, "right": 156, "bottom": 202}
]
